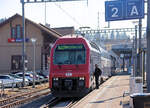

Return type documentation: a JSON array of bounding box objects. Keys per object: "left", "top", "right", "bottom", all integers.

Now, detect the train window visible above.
[
  {"left": 89, "top": 42, "right": 100, "bottom": 51},
  {"left": 53, "top": 44, "right": 86, "bottom": 65}
]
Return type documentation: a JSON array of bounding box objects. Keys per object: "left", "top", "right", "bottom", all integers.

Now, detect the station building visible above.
[{"left": 0, "top": 14, "right": 62, "bottom": 74}]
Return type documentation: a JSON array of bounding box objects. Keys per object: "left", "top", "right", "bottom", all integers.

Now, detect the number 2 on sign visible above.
[{"left": 112, "top": 7, "right": 119, "bottom": 17}]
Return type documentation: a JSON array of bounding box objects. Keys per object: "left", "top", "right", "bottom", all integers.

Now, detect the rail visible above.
[
  {"left": 0, "top": 86, "right": 50, "bottom": 108},
  {"left": 66, "top": 99, "right": 79, "bottom": 108},
  {"left": 0, "top": 78, "right": 48, "bottom": 97},
  {"left": 40, "top": 97, "right": 62, "bottom": 108}
]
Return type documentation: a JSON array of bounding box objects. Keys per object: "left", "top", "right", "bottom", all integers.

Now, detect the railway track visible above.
[
  {"left": 40, "top": 97, "right": 61, "bottom": 108},
  {"left": 0, "top": 87, "right": 50, "bottom": 108},
  {"left": 0, "top": 76, "right": 109, "bottom": 108},
  {"left": 65, "top": 99, "right": 79, "bottom": 108},
  {"left": 40, "top": 77, "right": 109, "bottom": 108},
  {"left": 41, "top": 97, "right": 81, "bottom": 108}
]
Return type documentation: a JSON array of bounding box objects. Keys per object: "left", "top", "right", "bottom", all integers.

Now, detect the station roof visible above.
[{"left": 52, "top": 26, "right": 75, "bottom": 36}]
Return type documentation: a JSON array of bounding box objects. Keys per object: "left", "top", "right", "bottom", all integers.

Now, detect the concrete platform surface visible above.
[{"left": 73, "top": 75, "right": 130, "bottom": 108}]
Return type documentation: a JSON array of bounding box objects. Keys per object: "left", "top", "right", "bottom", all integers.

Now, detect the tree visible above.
[{"left": 0, "top": 18, "right": 6, "bottom": 24}]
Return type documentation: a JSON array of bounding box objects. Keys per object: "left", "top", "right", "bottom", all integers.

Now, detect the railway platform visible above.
[{"left": 73, "top": 72, "right": 130, "bottom": 108}]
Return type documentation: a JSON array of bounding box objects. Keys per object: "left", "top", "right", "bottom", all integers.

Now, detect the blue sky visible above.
[{"left": 0, "top": 0, "right": 147, "bottom": 30}]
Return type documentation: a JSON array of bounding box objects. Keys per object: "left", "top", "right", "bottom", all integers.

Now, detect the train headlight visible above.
[
  {"left": 79, "top": 77, "right": 85, "bottom": 80},
  {"left": 53, "top": 77, "right": 59, "bottom": 87},
  {"left": 53, "top": 77, "right": 58, "bottom": 81}
]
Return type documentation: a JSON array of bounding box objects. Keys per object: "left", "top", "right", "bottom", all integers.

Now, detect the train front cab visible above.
[{"left": 49, "top": 37, "right": 91, "bottom": 97}]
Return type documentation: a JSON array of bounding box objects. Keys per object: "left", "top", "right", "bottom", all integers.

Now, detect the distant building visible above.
[
  {"left": 121, "top": 32, "right": 128, "bottom": 40},
  {"left": 143, "top": 32, "right": 146, "bottom": 38},
  {"left": 110, "top": 31, "right": 115, "bottom": 40},
  {"left": 116, "top": 31, "right": 120, "bottom": 40},
  {"left": 85, "top": 33, "right": 91, "bottom": 40},
  {"left": 95, "top": 32, "right": 101, "bottom": 42},
  {"left": 0, "top": 14, "right": 61, "bottom": 74}
]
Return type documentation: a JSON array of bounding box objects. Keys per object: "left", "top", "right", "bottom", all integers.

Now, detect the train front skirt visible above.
[{"left": 51, "top": 77, "right": 90, "bottom": 97}]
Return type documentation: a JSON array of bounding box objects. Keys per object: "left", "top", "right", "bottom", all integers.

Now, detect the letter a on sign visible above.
[
  {"left": 131, "top": 6, "right": 138, "bottom": 16},
  {"left": 126, "top": 0, "right": 144, "bottom": 19}
]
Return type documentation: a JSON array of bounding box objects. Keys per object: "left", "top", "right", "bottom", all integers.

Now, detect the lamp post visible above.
[
  {"left": 147, "top": 0, "right": 150, "bottom": 92},
  {"left": 135, "top": 25, "right": 138, "bottom": 77},
  {"left": 21, "top": 0, "right": 26, "bottom": 87},
  {"left": 31, "top": 38, "right": 36, "bottom": 88},
  {"left": 132, "top": 21, "right": 138, "bottom": 77}
]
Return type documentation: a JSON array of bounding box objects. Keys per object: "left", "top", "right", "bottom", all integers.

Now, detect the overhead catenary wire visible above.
[{"left": 54, "top": 2, "right": 83, "bottom": 27}]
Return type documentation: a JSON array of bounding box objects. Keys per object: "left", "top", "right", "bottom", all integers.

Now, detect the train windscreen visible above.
[{"left": 53, "top": 44, "right": 86, "bottom": 65}]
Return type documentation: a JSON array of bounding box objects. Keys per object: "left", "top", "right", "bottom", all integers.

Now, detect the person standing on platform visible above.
[{"left": 94, "top": 64, "right": 102, "bottom": 89}]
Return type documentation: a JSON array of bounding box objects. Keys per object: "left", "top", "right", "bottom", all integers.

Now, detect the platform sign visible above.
[
  {"left": 8, "top": 38, "right": 29, "bottom": 43},
  {"left": 105, "top": 1, "right": 124, "bottom": 21},
  {"left": 105, "top": 0, "right": 144, "bottom": 21},
  {"left": 126, "top": 0, "right": 144, "bottom": 19}
]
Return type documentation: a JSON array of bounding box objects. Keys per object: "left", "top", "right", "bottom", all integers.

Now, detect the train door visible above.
[
  {"left": 90, "top": 56, "right": 94, "bottom": 75},
  {"left": 90, "top": 55, "right": 95, "bottom": 89}
]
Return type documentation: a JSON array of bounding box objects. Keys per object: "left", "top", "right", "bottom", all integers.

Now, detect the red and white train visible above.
[{"left": 49, "top": 35, "right": 117, "bottom": 97}]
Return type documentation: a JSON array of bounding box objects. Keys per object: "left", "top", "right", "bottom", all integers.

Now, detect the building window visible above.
[
  {"left": 11, "top": 28, "right": 16, "bottom": 38},
  {"left": 11, "top": 25, "right": 22, "bottom": 39},
  {"left": 11, "top": 55, "right": 22, "bottom": 70},
  {"left": 16, "top": 25, "right": 22, "bottom": 38}
]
